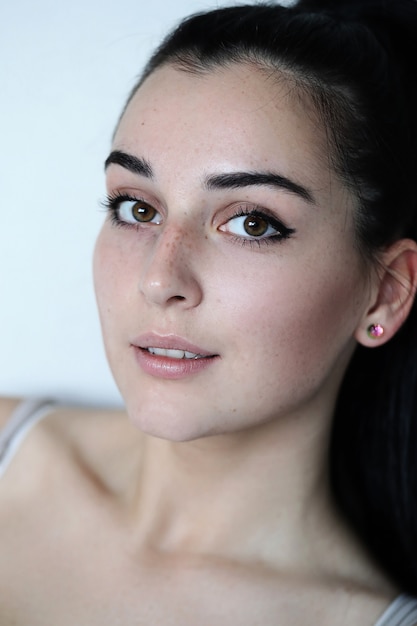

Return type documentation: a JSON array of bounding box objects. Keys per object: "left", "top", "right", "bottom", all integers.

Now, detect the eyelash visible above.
[
  {"left": 101, "top": 193, "right": 296, "bottom": 247},
  {"left": 225, "top": 206, "right": 295, "bottom": 247},
  {"left": 101, "top": 192, "right": 155, "bottom": 230}
]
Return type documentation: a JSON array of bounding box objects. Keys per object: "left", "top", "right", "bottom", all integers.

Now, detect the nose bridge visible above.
[
  {"left": 161, "top": 223, "right": 188, "bottom": 265},
  {"left": 139, "top": 222, "right": 202, "bottom": 307}
]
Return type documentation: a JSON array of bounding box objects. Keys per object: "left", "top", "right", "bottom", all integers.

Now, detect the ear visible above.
[{"left": 355, "top": 238, "right": 417, "bottom": 348}]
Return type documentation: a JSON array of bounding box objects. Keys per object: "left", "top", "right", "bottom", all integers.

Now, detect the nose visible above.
[{"left": 138, "top": 226, "right": 203, "bottom": 309}]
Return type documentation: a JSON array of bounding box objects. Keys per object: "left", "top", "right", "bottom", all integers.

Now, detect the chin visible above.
[{"left": 125, "top": 402, "right": 220, "bottom": 443}]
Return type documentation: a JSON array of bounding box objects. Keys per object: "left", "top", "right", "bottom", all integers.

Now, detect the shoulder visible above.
[
  {"left": 44, "top": 403, "right": 145, "bottom": 495},
  {"left": 0, "top": 397, "right": 143, "bottom": 500},
  {"left": 0, "top": 395, "right": 21, "bottom": 428},
  {"left": 0, "top": 400, "right": 143, "bottom": 620},
  {"left": 374, "top": 594, "right": 417, "bottom": 626}
]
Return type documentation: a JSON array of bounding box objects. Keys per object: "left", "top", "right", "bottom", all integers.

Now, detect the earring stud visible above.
[{"left": 367, "top": 323, "right": 384, "bottom": 339}]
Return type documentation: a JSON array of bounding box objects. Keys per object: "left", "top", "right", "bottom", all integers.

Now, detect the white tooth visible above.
[
  {"left": 149, "top": 347, "right": 167, "bottom": 356},
  {"left": 165, "top": 349, "right": 185, "bottom": 359},
  {"left": 147, "top": 347, "right": 203, "bottom": 359}
]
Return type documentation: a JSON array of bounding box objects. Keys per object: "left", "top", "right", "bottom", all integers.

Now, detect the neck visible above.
[{"left": 128, "top": 408, "right": 342, "bottom": 572}]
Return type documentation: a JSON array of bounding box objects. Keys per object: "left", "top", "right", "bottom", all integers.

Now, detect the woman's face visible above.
[{"left": 94, "top": 63, "right": 372, "bottom": 441}]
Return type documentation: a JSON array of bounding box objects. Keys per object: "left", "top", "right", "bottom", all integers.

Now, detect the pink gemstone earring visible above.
[{"left": 367, "top": 323, "right": 384, "bottom": 339}]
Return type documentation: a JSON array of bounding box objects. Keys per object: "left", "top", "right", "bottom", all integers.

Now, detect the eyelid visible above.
[
  {"left": 102, "top": 191, "right": 163, "bottom": 227},
  {"left": 217, "top": 203, "right": 295, "bottom": 242},
  {"left": 102, "top": 193, "right": 295, "bottom": 245},
  {"left": 105, "top": 184, "right": 162, "bottom": 206}
]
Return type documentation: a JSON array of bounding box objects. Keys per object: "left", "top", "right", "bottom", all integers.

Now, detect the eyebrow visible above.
[
  {"left": 105, "top": 150, "right": 154, "bottom": 178},
  {"left": 105, "top": 150, "right": 315, "bottom": 205},
  {"left": 205, "top": 172, "right": 315, "bottom": 204}
]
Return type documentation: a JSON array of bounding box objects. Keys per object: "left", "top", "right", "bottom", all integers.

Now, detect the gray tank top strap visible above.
[
  {"left": 0, "top": 397, "right": 55, "bottom": 477},
  {"left": 375, "top": 595, "right": 417, "bottom": 626}
]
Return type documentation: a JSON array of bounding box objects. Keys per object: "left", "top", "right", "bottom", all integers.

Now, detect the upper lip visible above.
[{"left": 131, "top": 333, "right": 217, "bottom": 357}]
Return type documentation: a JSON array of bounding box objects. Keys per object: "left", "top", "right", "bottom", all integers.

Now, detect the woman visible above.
[{"left": 1, "top": 0, "right": 417, "bottom": 623}]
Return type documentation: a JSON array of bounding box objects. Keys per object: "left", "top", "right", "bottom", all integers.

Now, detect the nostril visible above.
[{"left": 173, "top": 295, "right": 186, "bottom": 301}]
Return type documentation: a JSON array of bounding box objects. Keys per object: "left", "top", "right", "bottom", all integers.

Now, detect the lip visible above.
[
  {"left": 132, "top": 333, "right": 215, "bottom": 357},
  {"left": 131, "top": 333, "right": 219, "bottom": 380}
]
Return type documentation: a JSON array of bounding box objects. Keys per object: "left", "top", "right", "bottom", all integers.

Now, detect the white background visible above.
[{"left": 0, "top": 0, "right": 290, "bottom": 407}]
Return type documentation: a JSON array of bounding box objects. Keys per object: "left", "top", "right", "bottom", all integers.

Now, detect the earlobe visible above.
[
  {"left": 355, "top": 238, "right": 417, "bottom": 348},
  {"left": 366, "top": 323, "right": 385, "bottom": 340}
]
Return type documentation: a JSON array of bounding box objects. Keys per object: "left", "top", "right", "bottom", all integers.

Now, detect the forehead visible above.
[
  {"left": 112, "top": 64, "right": 345, "bottom": 212},
  {"left": 116, "top": 65, "right": 321, "bottom": 167}
]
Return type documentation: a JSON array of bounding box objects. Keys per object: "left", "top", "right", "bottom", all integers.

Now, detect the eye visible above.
[
  {"left": 219, "top": 208, "right": 294, "bottom": 242},
  {"left": 103, "top": 193, "right": 162, "bottom": 227},
  {"left": 117, "top": 198, "right": 162, "bottom": 224},
  {"left": 230, "top": 214, "right": 275, "bottom": 238}
]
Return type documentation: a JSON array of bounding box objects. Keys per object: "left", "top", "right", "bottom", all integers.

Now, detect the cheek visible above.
[
  {"left": 93, "top": 228, "right": 128, "bottom": 336},
  {"left": 213, "top": 246, "right": 366, "bottom": 399},
  {"left": 93, "top": 230, "right": 110, "bottom": 312}
]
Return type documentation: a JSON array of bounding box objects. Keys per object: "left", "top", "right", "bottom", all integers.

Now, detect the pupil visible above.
[{"left": 244, "top": 215, "right": 268, "bottom": 237}]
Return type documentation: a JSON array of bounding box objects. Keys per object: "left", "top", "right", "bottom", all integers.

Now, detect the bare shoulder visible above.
[
  {"left": 0, "top": 398, "right": 144, "bottom": 501},
  {"left": 45, "top": 403, "right": 145, "bottom": 495},
  {"left": 0, "top": 401, "right": 144, "bottom": 623},
  {"left": 0, "top": 395, "right": 21, "bottom": 428}
]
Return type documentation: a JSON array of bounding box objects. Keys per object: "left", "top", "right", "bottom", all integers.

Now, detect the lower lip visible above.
[{"left": 133, "top": 347, "right": 218, "bottom": 380}]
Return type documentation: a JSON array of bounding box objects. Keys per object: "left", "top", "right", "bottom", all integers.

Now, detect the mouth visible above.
[
  {"left": 133, "top": 333, "right": 218, "bottom": 359},
  {"left": 132, "top": 336, "right": 219, "bottom": 379},
  {"left": 145, "top": 347, "right": 212, "bottom": 360}
]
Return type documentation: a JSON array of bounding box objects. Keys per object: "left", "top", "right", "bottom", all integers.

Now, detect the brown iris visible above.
[
  {"left": 243, "top": 215, "right": 269, "bottom": 237},
  {"left": 132, "top": 203, "right": 157, "bottom": 222}
]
